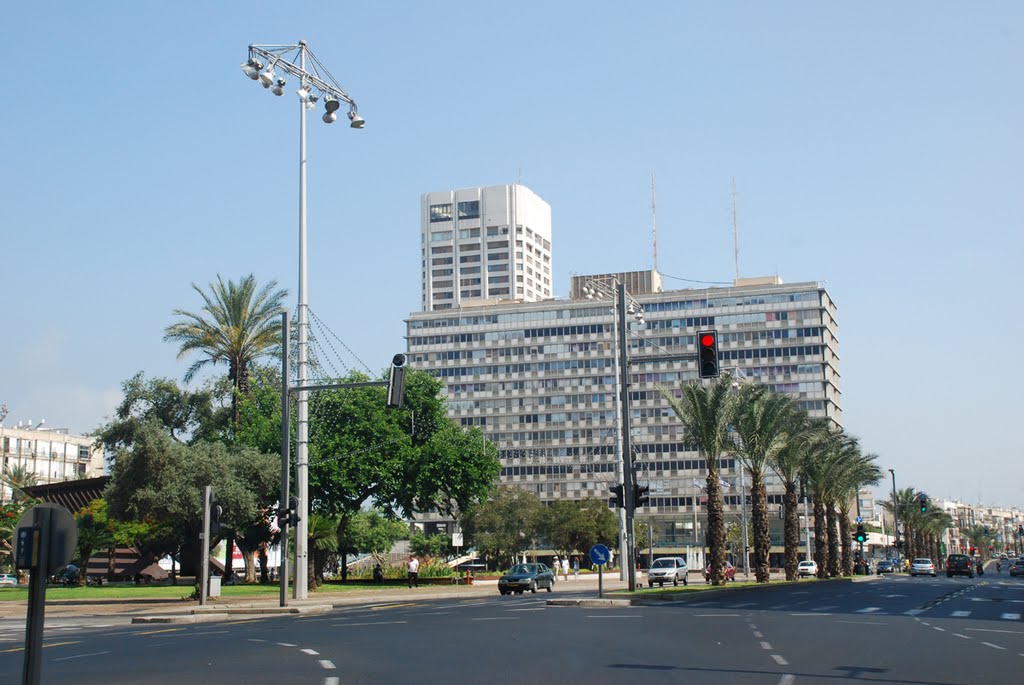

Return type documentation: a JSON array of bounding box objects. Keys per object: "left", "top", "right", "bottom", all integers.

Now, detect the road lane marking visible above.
[
  {"left": 302, "top": 649, "right": 320, "bottom": 655},
  {"left": 760, "top": 641, "right": 773, "bottom": 650},
  {"left": 134, "top": 628, "right": 183, "bottom": 636},
  {"left": 778, "top": 676, "right": 795, "bottom": 685},
  {"left": 730, "top": 602, "right": 757, "bottom": 608},
  {"left": 982, "top": 642, "right": 1006, "bottom": 650},
  {"left": 951, "top": 611, "right": 970, "bottom": 617},
  {"left": 331, "top": 621, "right": 408, "bottom": 627},
  {"left": 277, "top": 643, "right": 296, "bottom": 647},
  {"left": 905, "top": 609, "right": 925, "bottom": 615},
  {"left": 933, "top": 627, "right": 946, "bottom": 632},
  {"left": 790, "top": 613, "right": 830, "bottom": 617},
  {"left": 753, "top": 631, "right": 764, "bottom": 638},
  {"left": 771, "top": 654, "right": 788, "bottom": 666},
  {"left": 419, "top": 612, "right": 453, "bottom": 616},
  {"left": 325, "top": 678, "right": 339, "bottom": 685},
  {"left": 371, "top": 603, "right": 418, "bottom": 610},
  {"left": 586, "top": 615, "right": 642, "bottom": 618},
  {"left": 835, "top": 620, "right": 887, "bottom": 626},
  {"left": 857, "top": 607, "right": 881, "bottom": 613},
  {"left": 953, "top": 634, "right": 970, "bottom": 639},
  {"left": 1002, "top": 613, "right": 1021, "bottom": 620},
  {"left": 53, "top": 650, "right": 111, "bottom": 661},
  {"left": 472, "top": 617, "right": 519, "bottom": 621},
  {"left": 812, "top": 605, "right": 838, "bottom": 611},
  {"left": 694, "top": 613, "right": 741, "bottom": 617},
  {"left": 0, "top": 641, "right": 80, "bottom": 654},
  {"left": 965, "top": 628, "right": 1023, "bottom": 634},
  {"left": 319, "top": 660, "right": 336, "bottom": 669}
]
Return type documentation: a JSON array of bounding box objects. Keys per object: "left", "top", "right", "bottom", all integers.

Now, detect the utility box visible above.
[{"left": 208, "top": 576, "right": 221, "bottom": 598}]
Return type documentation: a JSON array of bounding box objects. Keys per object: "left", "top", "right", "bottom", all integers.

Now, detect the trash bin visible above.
[{"left": 208, "top": 575, "right": 221, "bottom": 598}]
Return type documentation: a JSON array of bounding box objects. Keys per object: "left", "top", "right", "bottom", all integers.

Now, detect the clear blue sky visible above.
[{"left": 3, "top": 2, "right": 1021, "bottom": 507}]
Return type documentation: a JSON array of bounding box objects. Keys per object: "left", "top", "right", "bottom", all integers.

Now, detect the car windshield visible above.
[
  {"left": 509, "top": 565, "right": 537, "bottom": 575},
  {"left": 798, "top": 561, "right": 813, "bottom": 566},
  {"left": 651, "top": 559, "right": 675, "bottom": 568}
]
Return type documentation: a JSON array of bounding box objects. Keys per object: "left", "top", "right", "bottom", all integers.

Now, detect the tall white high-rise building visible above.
[{"left": 420, "top": 184, "right": 552, "bottom": 311}]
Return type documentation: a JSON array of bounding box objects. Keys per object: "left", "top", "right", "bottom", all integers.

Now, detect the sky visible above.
[{"left": 2, "top": 2, "right": 1021, "bottom": 507}]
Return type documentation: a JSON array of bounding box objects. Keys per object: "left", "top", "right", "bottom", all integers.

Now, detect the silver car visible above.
[
  {"left": 910, "top": 558, "right": 936, "bottom": 577},
  {"left": 647, "top": 557, "right": 688, "bottom": 587}
]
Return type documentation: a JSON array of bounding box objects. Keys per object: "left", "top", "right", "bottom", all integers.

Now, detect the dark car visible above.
[
  {"left": 705, "top": 561, "right": 736, "bottom": 582},
  {"left": 498, "top": 563, "right": 555, "bottom": 595},
  {"left": 876, "top": 560, "right": 895, "bottom": 575},
  {"left": 1010, "top": 560, "right": 1024, "bottom": 577},
  {"left": 946, "top": 554, "right": 974, "bottom": 578}
]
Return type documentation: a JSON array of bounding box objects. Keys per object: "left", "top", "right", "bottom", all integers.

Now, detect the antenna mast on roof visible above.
[
  {"left": 731, "top": 178, "right": 740, "bottom": 281},
  {"left": 650, "top": 173, "right": 658, "bottom": 273}
]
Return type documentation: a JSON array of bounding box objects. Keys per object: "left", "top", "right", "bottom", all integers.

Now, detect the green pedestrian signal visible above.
[{"left": 854, "top": 523, "right": 867, "bottom": 544}]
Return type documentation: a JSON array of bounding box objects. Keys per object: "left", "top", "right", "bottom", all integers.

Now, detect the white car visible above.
[
  {"left": 910, "top": 558, "right": 936, "bottom": 577},
  {"left": 0, "top": 574, "right": 17, "bottom": 587},
  {"left": 647, "top": 557, "right": 688, "bottom": 587},
  {"left": 797, "top": 560, "right": 818, "bottom": 578}
]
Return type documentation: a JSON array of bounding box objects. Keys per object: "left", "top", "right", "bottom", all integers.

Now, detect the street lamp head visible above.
[
  {"left": 296, "top": 86, "right": 311, "bottom": 101},
  {"left": 271, "top": 78, "right": 287, "bottom": 96},
  {"left": 259, "top": 67, "right": 276, "bottom": 88},
  {"left": 322, "top": 110, "right": 337, "bottom": 124},
  {"left": 241, "top": 58, "right": 263, "bottom": 80},
  {"left": 348, "top": 109, "right": 365, "bottom": 129},
  {"left": 324, "top": 96, "right": 341, "bottom": 113}
]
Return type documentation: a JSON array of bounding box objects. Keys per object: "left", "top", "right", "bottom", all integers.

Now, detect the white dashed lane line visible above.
[
  {"left": 771, "top": 654, "right": 789, "bottom": 666},
  {"left": 1002, "top": 613, "right": 1021, "bottom": 620},
  {"left": 319, "top": 660, "right": 336, "bottom": 669},
  {"left": 982, "top": 642, "right": 1007, "bottom": 650}
]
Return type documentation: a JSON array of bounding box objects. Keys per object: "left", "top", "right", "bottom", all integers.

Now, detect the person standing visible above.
[
  {"left": 552, "top": 556, "right": 559, "bottom": 581},
  {"left": 407, "top": 555, "right": 420, "bottom": 588},
  {"left": 560, "top": 556, "right": 570, "bottom": 581},
  {"left": 572, "top": 556, "right": 579, "bottom": 580}
]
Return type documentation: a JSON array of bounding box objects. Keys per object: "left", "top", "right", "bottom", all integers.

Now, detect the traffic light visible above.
[
  {"left": 919, "top": 493, "right": 928, "bottom": 513},
  {"left": 278, "top": 496, "right": 302, "bottom": 527},
  {"left": 610, "top": 484, "right": 624, "bottom": 509},
  {"left": 854, "top": 524, "right": 867, "bottom": 544},
  {"left": 210, "top": 495, "right": 228, "bottom": 534},
  {"left": 633, "top": 483, "right": 650, "bottom": 509},
  {"left": 697, "top": 330, "right": 720, "bottom": 379},
  {"left": 386, "top": 353, "right": 408, "bottom": 408}
]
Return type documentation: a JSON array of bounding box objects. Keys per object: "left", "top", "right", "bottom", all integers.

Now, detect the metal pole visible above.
[
  {"left": 610, "top": 301, "right": 626, "bottom": 582},
  {"left": 889, "top": 469, "right": 899, "bottom": 566},
  {"left": 740, "top": 469, "right": 749, "bottom": 578},
  {"left": 200, "top": 485, "right": 211, "bottom": 606},
  {"left": 803, "top": 496, "right": 811, "bottom": 562},
  {"left": 618, "top": 284, "right": 637, "bottom": 591},
  {"left": 855, "top": 490, "right": 863, "bottom": 573},
  {"left": 279, "top": 310, "right": 291, "bottom": 607},
  {"left": 295, "top": 45, "right": 310, "bottom": 600},
  {"left": 22, "top": 507, "right": 51, "bottom": 685}
]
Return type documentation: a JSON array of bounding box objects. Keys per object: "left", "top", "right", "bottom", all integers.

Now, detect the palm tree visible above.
[
  {"left": 660, "top": 377, "right": 734, "bottom": 586},
  {"left": 730, "top": 383, "right": 798, "bottom": 583},
  {"left": 771, "top": 408, "right": 814, "bottom": 580},
  {"left": 882, "top": 488, "right": 921, "bottom": 560},
  {"left": 801, "top": 422, "right": 842, "bottom": 578},
  {"left": 164, "top": 274, "right": 287, "bottom": 427},
  {"left": 2, "top": 463, "right": 38, "bottom": 502},
  {"left": 308, "top": 513, "right": 341, "bottom": 588},
  {"left": 834, "top": 451, "right": 881, "bottom": 575}
]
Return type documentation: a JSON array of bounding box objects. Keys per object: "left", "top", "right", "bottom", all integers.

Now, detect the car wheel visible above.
[
  {"left": 683, "top": 576, "right": 688, "bottom": 586},
  {"left": 947, "top": 573, "right": 953, "bottom": 578},
  {"left": 546, "top": 582, "right": 552, "bottom": 593},
  {"left": 673, "top": 577, "right": 678, "bottom": 586},
  {"left": 530, "top": 581, "right": 537, "bottom": 594},
  {"left": 499, "top": 590, "right": 507, "bottom": 595},
  {"left": 648, "top": 581, "right": 653, "bottom": 588}
]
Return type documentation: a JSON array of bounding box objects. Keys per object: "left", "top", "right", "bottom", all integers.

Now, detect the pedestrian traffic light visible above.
[
  {"left": 610, "top": 484, "right": 624, "bottom": 509},
  {"left": 386, "top": 353, "right": 407, "bottom": 408},
  {"left": 210, "top": 495, "right": 228, "bottom": 534},
  {"left": 278, "top": 496, "right": 302, "bottom": 527},
  {"left": 697, "top": 330, "right": 720, "bottom": 379},
  {"left": 633, "top": 483, "right": 650, "bottom": 509},
  {"left": 854, "top": 524, "right": 867, "bottom": 544},
  {"left": 919, "top": 493, "right": 928, "bottom": 513}
]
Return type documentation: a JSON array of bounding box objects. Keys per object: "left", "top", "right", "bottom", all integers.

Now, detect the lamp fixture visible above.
[
  {"left": 347, "top": 109, "right": 365, "bottom": 129},
  {"left": 258, "top": 67, "right": 276, "bottom": 88},
  {"left": 271, "top": 78, "right": 287, "bottom": 96}
]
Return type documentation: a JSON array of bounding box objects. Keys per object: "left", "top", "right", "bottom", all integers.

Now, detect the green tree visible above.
[
  {"left": 730, "top": 384, "right": 798, "bottom": 583},
  {"left": 834, "top": 451, "right": 881, "bottom": 575},
  {"left": 541, "top": 498, "right": 618, "bottom": 562},
  {"left": 308, "top": 513, "right": 341, "bottom": 584},
  {"left": 346, "top": 510, "right": 410, "bottom": 566},
  {"left": 660, "top": 377, "right": 734, "bottom": 586},
  {"left": 1, "top": 463, "right": 38, "bottom": 502},
  {"left": 771, "top": 409, "right": 813, "bottom": 580},
  {"left": 462, "top": 487, "right": 544, "bottom": 569},
  {"left": 163, "top": 274, "right": 287, "bottom": 427},
  {"left": 410, "top": 531, "right": 452, "bottom": 560}
]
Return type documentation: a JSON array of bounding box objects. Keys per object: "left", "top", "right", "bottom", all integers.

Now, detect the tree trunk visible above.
[
  {"left": 826, "top": 506, "right": 840, "bottom": 577},
  {"left": 750, "top": 471, "right": 770, "bottom": 583},
  {"left": 783, "top": 481, "right": 800, "bottom": 581},
  {"left": 258, "top": 544, "right": 269, "bottom": 584},
  {"left": 244, "top": 550, "right": 257, "bottom": 583},
  {"left": 223, "top": 532, "right": 234, "bottom": 583},
  {"left": 707, "top": 473, "right": 727, "bottom": 586},
  {"left": 813, "top": 499, "right": 828, "bottom": 579},
  {"left": 839, "top": 514, "right": 852, "bottom": 576}
]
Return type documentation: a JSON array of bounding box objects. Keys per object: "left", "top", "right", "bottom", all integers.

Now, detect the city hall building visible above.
[{"left": 405, "top": 263, "right": 840, "bottom": 565}]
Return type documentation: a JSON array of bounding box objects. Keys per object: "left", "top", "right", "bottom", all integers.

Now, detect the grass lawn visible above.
[{"left": 0, "top": 580, "right": 410, "bottom": 602}]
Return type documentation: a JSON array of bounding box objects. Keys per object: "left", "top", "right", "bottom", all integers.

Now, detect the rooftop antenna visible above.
[
  {"left": 650, "top": 173, "right": 658, "bottom": 273},
  {"left": 731, "top": 178, "right": 740, "bottom": 281}
]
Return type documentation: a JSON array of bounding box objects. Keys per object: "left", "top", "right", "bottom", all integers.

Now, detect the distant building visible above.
[
  {"left": 406, "top": 269, "right": 840, "bottom": 563},
  {"left": 0, "top": 421, "right": 105, "bottom": 503},
  {"left": 420, "top": 184, "right": 552, "bottom": 311}
]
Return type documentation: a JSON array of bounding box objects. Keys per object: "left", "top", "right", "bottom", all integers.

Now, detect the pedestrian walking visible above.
[
  {"left": 552, "top": 556, "right": 559, "bottom": 580},
  {"left": 407, "top": 555, "right": 420, "bottom": 588},
  {"left": 560, "top": 556, "right": 570, "bottom": 581},
  {"left": 572, "top": 556, "right": 579, "bottom": 580}
]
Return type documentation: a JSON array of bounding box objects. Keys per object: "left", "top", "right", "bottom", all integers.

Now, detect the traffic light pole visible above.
[
  {"left": 279, "top": 310, "right": 291, "bottom": 607},
  {"left": 200, "top": 485, "right": 211, "bottom": 607},
  {"left": 889, "top": 469, "right": 900, "bottom": 565},
  {"left": 618, "top": 284, "right": 637, "bottom": 592}
]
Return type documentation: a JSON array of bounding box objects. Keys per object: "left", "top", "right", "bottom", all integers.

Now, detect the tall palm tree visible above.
[
  {"left": 834, "top": 451, "right": 882, "bottom": 575},
  {"left": 2, "top": 463, "right": 38, "bottom": 502},
  {"left": 730, "top": 383, "right": 797, "bottom": 583},
  {"left": 164, "top": 274, "right": 287, "bottom": 427},
  {"left": 881, "top": 487, "right": 920, "bottom": 560},
  {"left": 660, "top": 377, "right": 734, "bottom": 586},
  {"left": 770, "top": 408, "right": 813, "bottom": 581},
  {"left": 801, "top": 423, "right": 842, "bottom": 578}
]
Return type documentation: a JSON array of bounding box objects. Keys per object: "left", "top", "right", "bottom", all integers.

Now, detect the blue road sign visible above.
[
  {"left": 855, "top": 516, "right": 863, "bottom": 524},
  {"left": 590, "top": 544, "right": 611, "bottom": 566}
]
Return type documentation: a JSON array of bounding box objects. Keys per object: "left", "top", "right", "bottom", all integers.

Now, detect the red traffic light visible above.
[
  {"left": 700, "top": 333, "right": 715, "bottom": 347},
  {"left": 697, "top": 329, "right": 720, "bottom": 379}
]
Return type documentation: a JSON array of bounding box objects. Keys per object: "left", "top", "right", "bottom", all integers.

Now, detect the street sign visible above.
[
  {"left": 590, "top": 544, "right": 611, "bottom": 566},
  {"left": 855, "top": 516, "right": 863, "bottom": 524},
  {"left": 16, "top": 503, "right": 77, "bottom": 574}
]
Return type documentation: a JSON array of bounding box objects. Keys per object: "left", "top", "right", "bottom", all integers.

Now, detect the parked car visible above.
[
  {"left": 797, "top": 560, "right": 818, "bottom": 578},
  {"left": 705, "top": 561, "right": 736, "bottom": 582},
  {"left": 876, "top": 560, "right": 895, "bottom": 575},
  {"left": 945, "top": 554, "right": 974, "bottom": 578},
  {"left": 0, "top": 574, "right": 17, "bottom": 587},
  {"left": 910, "top": 558, "right": 936, "bottom": 577},
  {"left": 1010, "top": 560, "right": 1024, "bottom": 577},
  {"left": 498, "top": 563, "right": 555, "bottom": 595},
  {"left": 647, "top": 557, "right": 688, "bottom": 587}
]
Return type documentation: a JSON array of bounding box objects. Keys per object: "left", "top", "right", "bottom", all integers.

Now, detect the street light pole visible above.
[
  {"left": 242, "top": 41, "right": 363, "bottom": 600},
  {"left": 617, "top": 283, "right": 637, "bottom": 591},
  {"left": 889, "top": 468, "right": 899, "bottom": 566}
]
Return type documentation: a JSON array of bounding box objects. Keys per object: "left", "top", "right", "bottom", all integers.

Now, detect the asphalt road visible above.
[{"left": 2, "top": 575, "right": 1022, "bottom": 684}]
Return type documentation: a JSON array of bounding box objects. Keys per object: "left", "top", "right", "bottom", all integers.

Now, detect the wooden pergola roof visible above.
[{"left": 21, "top": 476, "right": 109, "bottom": 514}]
